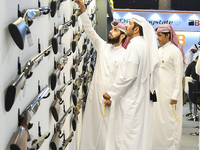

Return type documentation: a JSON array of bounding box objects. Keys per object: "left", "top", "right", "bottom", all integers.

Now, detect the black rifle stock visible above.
[
  {"left": 10, "top": 85, "right": 50, "bottom": 150},
  {"left": 28, "top": 131, "right": 50, "bottom": 150},
  {"left": 50, "top": 0, "right": 70, "bottom": 18},
  {"left": 71, "top": 27, "right": 85, "bottom": 53},
  {"left": 50, "top": 48, "right": 72, "bottom": 90},
  {"left": 71, "top": 48, "right": 87, "bottom": 80},
  {"left": 59, "top": 132, "right": 74, "bottom": 150},
  {"left": 5, "top": 45, "right": 52, "bottom": 112},
  {"left": 8, "top": 6, "right": 51, "bottom": 50},
  {"left": 52, "top": 20, "right": 73, "bottom": 54},
  {"left": 72, "top": 98, "right": 83, "bottom": 131},
  {"left": 50, "top": 106, "right": 73, "bottom": 150},
  {"left": 82, "top": 38, "right": 90, "bottom": 52},
  {"left": 50, "top": 79, "right": 73, "bottom": 122}
]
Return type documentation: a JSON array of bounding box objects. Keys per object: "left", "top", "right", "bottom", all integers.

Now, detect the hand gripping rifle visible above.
[
  {"left": 59, "top": 132, "right": 74, "bottom": 150},
  {"left": 50, "top": 106, "right": 73, "bottom": 150},
  {"left": 8, "top": 5, "right": 51, "bottom": 50},
  {"left": 50, "top": 78, "right": 73, "bottom": 122},
  {"left": 72, "top": 97, "right": 83, "bottom": 131},
  {"left": 10, "top": 84, "right": 50, "bottom": 150},
  {"left": 71, "top": 27, "right": 85, "bottom": 53},
  {"left": 28, "top": 122, "right": 50, "bottom": 150},
  {"left": 50, "top": 48, "right": 72, "bottom": 90},
  {"left": 5, "top": 45, "right": 52, "bottom": 112}
]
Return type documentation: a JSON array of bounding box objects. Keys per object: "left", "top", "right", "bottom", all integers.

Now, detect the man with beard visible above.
[
  {"left": 103, "top": 15, "right": 160, "bottom": 150},
  {"left": 75, "top": 0, "right": 130, "bottom": 150}
]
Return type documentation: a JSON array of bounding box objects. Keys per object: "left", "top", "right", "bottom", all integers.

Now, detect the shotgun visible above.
[
  {"left": 10, "top": 85, "right": 50, "bottom": 150},
  {"left": 50, "top": 79, "right": 73, "bottom": 122},
  {"left": 59, "top": 132, "right": 74, "bottom": 150},
  {"left": 50, "top": 106, "right": 73, "bottom": 150},
  {"left": 5, "top": 45, "right": 52, "bottom": 112},
  {"left": 50, "top": 48, "right": 72, "bottom": 90},
  {"left": 72, "top": 98, "right": 83, "bottom": 131}
]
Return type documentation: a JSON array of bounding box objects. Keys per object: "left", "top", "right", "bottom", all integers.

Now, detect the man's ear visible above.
[
  {"left": 134, "top": 26, "right": 139, "bottom": 34},
  {"left": 120, "top": 34, "right": 125, "bottom": 40}
]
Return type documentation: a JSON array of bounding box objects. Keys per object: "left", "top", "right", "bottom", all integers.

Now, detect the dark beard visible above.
[{"left": 107, "top": 34, "right": 120, "bottom": 44}]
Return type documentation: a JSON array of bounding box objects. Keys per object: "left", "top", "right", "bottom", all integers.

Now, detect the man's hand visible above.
[
  {"left": 104, "top": 100, "right": 111, "bottom": 106},
  {"left": 170, "top": 99, "right": 177, "bottom": 105},
  {"left": 75, "top": 0, "right": 86, "bottom": 13},
  {"left": 103, "top": 92, "right": 111, "bottom": 100}
]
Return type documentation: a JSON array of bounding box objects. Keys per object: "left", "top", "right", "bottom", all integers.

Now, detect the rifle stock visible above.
[
  {"left": 8, "top": 7, "right": 51, "bottom": 50},
  {"left": 5, "top": 46, "right": 52, "bottom": 112},
  {"left": 10, "top": 85, "right": 50, "bottom": 150},
  {"left": 51, "top": 79, "right": 73, "bottom": 121},
  {"left": 50, "top": 48, "right": 72, "bottom": 90}
]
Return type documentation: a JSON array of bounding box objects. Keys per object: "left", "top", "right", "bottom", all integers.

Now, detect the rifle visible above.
[
  {"left": 71, "top": 48, "right": 87, "bottom": 80},
  {"left": 89, "top": 7, "right": 98, "bottom": 21},
  {"left": 50, "top": 106, "right": 73, "bottom": 150},
  {"left": 71, "top": 74, "right": 85, "bottom": 106},
  {"left": 8, "top": 6, "right": 51, "bottom": 50},
  {"left": 50, "top": 48, "right": 72, "bottom": 90},
  {"left": 10, "top": 85, "right": 50, "bottom": 150},
  {"left": 52, "top": 17, "right": 73, "bottom": 54},
  {"left": 50, "top": 78, "right": 73, "bottom": 122},
  {"left": 71, "top": 27, "right": 85, "bottom": 53},
  {"left": 28, "top": 122, "right": 50, "bottom": 150},
  {"left": 5, "top": 45, "right": 52, "bottom": 112},
  {"left": 59, "top": 132, "right": 74, "bottom": 150},
  {"left": 72, "top": 98, "right": 83, "bottom": 131},
  {"left": 82, "top": 65, "right": 95, "bottom": 94}
]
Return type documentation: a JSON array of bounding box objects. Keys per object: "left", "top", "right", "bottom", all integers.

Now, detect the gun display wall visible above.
[{"left": 0, "top": 0, "right": 97, "bottom": 149}]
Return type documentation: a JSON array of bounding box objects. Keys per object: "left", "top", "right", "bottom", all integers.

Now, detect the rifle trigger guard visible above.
[
  {"left": 27, "top": 72, "right": 33, "bottom": 79},
  {"left": 43, "top": 93, "right": 50, "bottom": 99},
  {"left": 44, "top": 51, "right": 50, "bottom": 57}
]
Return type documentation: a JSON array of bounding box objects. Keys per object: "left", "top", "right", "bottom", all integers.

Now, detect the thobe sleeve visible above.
[
  {"left": 196, "top": 52, "right": 200, "bottom": 75},
  {"left": 172, "top": 49, "right": 183, "bottom": 100},
  {"left": 106, "top": 44, "right": 139, "bottom": 101},
  {"left": 80, "top": 11, "right": 104, "bottom": 51}
]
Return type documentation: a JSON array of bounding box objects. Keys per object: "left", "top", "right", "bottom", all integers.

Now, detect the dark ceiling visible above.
[{"left": 113, "top": 0, "right": 200, "bottom": 11}]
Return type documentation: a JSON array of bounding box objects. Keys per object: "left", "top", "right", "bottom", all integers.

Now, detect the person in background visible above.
[
  {"left": 75, "top": 0, "right": 130, "bottom": 150},
  {"left": 185, "top": 44, "right": 199, "bottom": 69},
  {"left": 153, "top": 24, "right": 185, "bottom": 150},
  {"left": 103, "top": 15, "right": 160, "bottom": 150},
  {"left": 196, "top": 51, "right": 200, "bottom": 75},
  {"left": 185, "top": 55, "right": 199, "bottom": 120}
]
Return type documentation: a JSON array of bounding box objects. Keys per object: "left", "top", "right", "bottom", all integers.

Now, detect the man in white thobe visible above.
[
  {"left": 185, "top": 44, "right": 198, "bottom": 68},
  {"left": 75, "top": 1, "right": 130, "bottom": 150},
  {"left": 103, "top": 15, "right": 160, "bottom": 150},
  {"left": 153, "top": 24, "right": 185, "bottom": 150}
]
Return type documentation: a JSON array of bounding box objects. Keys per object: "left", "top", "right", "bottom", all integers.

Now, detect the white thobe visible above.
[
  {"left": 153, "top": 41, "right": 183, "bottom": 150},
  {"left": 79, "top": 11, "right": 126, "bottom": 150},
  {"left": 105, "top": 36, "right": 154, "bottom": 150},
  {"left": 196, "top": 51, "right": 200, "bottom": 75}
]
